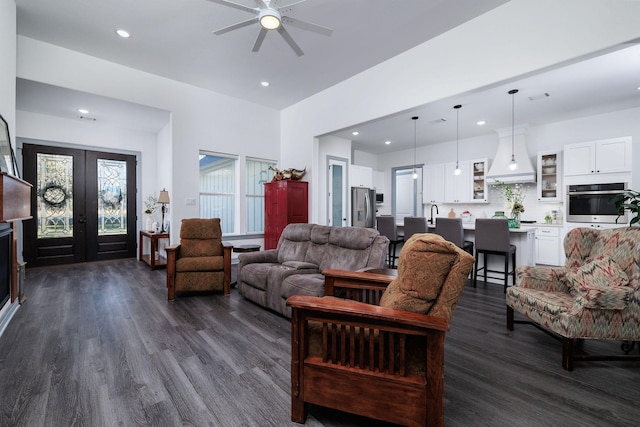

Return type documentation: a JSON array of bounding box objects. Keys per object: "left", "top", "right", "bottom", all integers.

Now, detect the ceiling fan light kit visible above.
[
  {"left": 259, "top": 8, "right": 281, "bottom": 29},
  {"left": 208, "top": 0, "right": 332, "bottom": 56}
]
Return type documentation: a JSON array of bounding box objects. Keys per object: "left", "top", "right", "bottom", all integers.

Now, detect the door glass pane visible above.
[
  {"left": 98, "top": 159, "right": 127, "bottom": 236},
  {"left": 331, "top": 164, "right": 343, "bottom": 226},
  {"left": 36, "top": 153, "right": 73, "bottom": 239}
]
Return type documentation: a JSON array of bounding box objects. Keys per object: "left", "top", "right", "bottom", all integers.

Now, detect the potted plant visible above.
[
  {"left": 491, "top": 180, "right": 527, "bottom": 228},
  {"left": 614, "top": 189, "right": 640, "bottom": 226}
]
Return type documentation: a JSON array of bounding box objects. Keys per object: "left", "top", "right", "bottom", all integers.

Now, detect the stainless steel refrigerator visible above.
[{"left": 351, "top": 187, "right": 376, "bottom": 228}]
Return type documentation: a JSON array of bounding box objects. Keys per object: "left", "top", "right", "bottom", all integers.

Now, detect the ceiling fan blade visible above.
[
  {"left": 252, "top": 28, "right": 268, "bottom": 52},
  {"left": 213, "top": 17, "right": 259, "bottom": 35},
  {"left": 282, "top": 16, "right": 333, "bottom": 36},
  {"left": 205, "top": 0, "right": 258, "bottom": 14},
  {"left": 252, "top": 0, "right": 268, "bottom": 7},
  {"left": 278, "top": 0, "right": 311, "bottom": 14},
  {"left": 277, "top": 26, "right": 304, "bottom": 56}
]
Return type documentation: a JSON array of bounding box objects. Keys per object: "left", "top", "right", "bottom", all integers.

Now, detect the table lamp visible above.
[{"left": 157, "top": 189, "right": 170, "bottom": 232}]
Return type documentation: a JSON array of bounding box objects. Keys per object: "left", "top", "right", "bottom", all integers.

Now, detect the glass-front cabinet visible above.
[
  {"left": 471, "top": 158, "right": 488, "bottom": 203},
  {"left": 537, "top": 150, "right": 562, "bottom": 202}
]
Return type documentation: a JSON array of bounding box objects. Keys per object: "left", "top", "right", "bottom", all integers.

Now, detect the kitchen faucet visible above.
[{"left": 430, "top": 204, "right": 439, "bottom": 225}]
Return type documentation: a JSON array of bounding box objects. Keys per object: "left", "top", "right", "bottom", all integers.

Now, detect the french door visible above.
[{"left": 23, "top": 144, "right": 137, "bottom": 267}]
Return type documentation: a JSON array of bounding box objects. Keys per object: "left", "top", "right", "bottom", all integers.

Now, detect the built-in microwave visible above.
[
  {"left": 375, "top": 193, "right": 384, "bottom": 204},
  {"left": 566, "top": 183, "right": 627, "bottom": 224}
]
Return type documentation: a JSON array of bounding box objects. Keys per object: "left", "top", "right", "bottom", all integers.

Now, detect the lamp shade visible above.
[{"left": 157, "top": 189, "right": 170, "bottom": 204}]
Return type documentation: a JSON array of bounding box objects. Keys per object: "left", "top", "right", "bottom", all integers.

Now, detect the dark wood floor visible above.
[{"left": 0, "top": 259, "right": 638, "bottom": 426}]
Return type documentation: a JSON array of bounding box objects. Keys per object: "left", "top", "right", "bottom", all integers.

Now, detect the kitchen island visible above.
[{"left": 421, "top": 223, "right": 536, "bottom": 285}]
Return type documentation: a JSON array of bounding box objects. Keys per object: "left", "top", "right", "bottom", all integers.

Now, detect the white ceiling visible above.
[
  {"left": 340, "top": 42, "right": 640, "bottom": 155},
  {"left": 14, "top": 0, "right": 640, "bottom": 153},
  {"left": 15, "top": 0, "right": 507, "bottom": 109}
]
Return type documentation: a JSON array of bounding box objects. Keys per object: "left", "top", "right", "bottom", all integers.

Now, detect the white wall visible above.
[
  {"left": 17, "top": 36, "right": 280, "bottom": 243},
  {"left": 0, "top": 0, "right": 16, "bottom": 139},
  {"left": 281, "top": 0, "right": 640, "bottom": 225}
]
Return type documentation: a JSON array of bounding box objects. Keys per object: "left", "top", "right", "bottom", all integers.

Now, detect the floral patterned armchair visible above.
[{"left": 507, "top": 226, "right": 640, "bottom": 370}]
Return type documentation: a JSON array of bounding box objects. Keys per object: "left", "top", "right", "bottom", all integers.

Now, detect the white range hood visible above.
[{"left": 486, "top": 125, "right": 536, "bottom": 184}]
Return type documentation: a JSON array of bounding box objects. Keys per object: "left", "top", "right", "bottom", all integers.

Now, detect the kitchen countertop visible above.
[{"left": 426, "top": 223, "right": 536, "bottom": 233}]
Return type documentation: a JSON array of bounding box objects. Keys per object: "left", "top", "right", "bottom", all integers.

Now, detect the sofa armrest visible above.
[
  {"left": 515, "top": 265, "right": 570, "bottom": 293},
  {"left": 238, "top": 249, "right": 278, "bottom": 264},
  {"left": 282, "top": 261, "right": 319, "bottom": 270},
  {"left": 166, "top": 244, "right": 180, "bottom": 301},
  {"left": 322, "top": 268, "right": 395, "bottom": 303},
  {"left": 286, "top": 295, "right": 448, "bottom": 331}
]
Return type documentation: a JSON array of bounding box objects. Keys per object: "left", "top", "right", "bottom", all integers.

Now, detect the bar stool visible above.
[
  {"left": 434, "top": 217, "right": 474, "bottom": 255},
  {"left": 473, "top": 218, "right": 516, "bottom": 293},
  {"left": 376, "top": 216, "right": 404, "bottom": 269},
  {"left": 403, "top": 216, "right": 427, "bottom": 240}
]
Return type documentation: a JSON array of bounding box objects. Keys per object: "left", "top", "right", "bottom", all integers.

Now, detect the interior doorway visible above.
[
  {"left": 22, "top": 144, "right": 137, "bottom": 267},
  {"left": 327, "top": 156, "right": 348, "bottom": 227},
  {"left": 392, "top": 165, "right": 423, "bottom": 222}
]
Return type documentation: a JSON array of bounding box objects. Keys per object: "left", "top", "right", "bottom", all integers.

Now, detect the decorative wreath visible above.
[
  {"left": 38, "top": 183, "right": 68, "bottom": 208},
  {"left": 101, "top": 187, "right": 123, "bottom": 208}
]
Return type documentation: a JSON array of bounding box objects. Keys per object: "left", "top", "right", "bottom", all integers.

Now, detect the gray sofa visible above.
[{"left": 237, "top": 223, "right": 389, "bottom": 317}]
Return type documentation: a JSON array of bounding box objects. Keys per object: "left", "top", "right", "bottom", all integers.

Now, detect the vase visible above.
[
  {"left": 509, "top": 212, "right": 521, "bottom": 229},
  {"left": 492, "top": 211, "right": 507, "bottom": 219},
  {"left": 145, "top": 216, "right": 153, "bottom": 232}
]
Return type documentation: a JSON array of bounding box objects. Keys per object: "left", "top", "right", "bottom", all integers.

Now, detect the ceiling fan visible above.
[{"left": 207, "top": 0, "right": 333, "bottom": 56}]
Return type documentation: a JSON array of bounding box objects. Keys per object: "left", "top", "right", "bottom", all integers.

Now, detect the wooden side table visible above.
[{"left": 139, "top": 231, "right": 169, "bottom": 270}]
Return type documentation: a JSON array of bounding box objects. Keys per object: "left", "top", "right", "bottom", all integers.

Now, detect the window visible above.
[
  {"left": 199, "top": 152, "right": 276, "bottom": 235},
  {"left": 392, "top": 166, "right": 423, "bottom": 221},
  {"left": 246, "top": 158, "right": 275, "bottom": 233},
  {"left": 199, "top": 152, "right": 237, "bottom": 234}
]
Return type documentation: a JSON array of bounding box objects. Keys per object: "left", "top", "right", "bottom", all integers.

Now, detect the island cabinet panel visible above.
[{"left": 264, "top": 180, "right": 308, "bottom": 249}]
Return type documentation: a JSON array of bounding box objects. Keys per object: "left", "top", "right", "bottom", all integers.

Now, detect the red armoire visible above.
[{"left": 264, "top": 180, "right": 308, "bottom": 249}]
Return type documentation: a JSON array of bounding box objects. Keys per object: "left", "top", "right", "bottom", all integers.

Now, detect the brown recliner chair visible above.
[
  {"left": 287, "top": 233, "right": 475, "bottom": 427},
  {"left": 166, "top": 218, "right": 231, "bottom": 300}
]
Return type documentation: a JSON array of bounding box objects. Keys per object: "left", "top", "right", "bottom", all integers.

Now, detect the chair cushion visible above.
[
  {"left": 566, "top": 256, "right": 632, "bottom": 312},
  {"left": 379, "top": 234, "right": 456, "bottom": 314},
  {"left": 176, "top": 256, "right": 224, "bottom": 272}
]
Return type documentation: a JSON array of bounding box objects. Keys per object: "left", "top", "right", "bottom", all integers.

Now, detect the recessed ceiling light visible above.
[
  {"left": 116, "top": 29, "right": 130, "bottom": 38},
  {"left": 477, "top": 120, "right": 486, "bottom": 126},
  {"left": 384, "top": 140, "right": 391, "bottom": 145},
  {"left": 78, "top": 108, "right": 89, "bottom": 114},
  {"left": 261, "top": 81, "right": 270, "bottom": 87},
  {"left": 352, "top": 131, "right": 359, "bottom": 136}
]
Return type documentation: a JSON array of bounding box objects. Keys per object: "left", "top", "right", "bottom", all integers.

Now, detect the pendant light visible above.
[
  {"left": 453, "top": 104, "right": 462, "bottom": 175},
  {"left": 411, "top": 116, "right": 419, "bottom": 179},
  {"left": 508, "top": 89, "right": 519, "bottom": 171}
]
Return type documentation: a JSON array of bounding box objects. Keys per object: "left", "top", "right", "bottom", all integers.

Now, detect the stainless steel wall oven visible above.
[{"left": 566, "top": 182, "right": 627, "bottom": 223}]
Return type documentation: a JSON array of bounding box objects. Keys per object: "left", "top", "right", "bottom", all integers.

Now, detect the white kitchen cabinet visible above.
[
  {"left": 564, "top": 137, "right": 631, "bottom": 176},
  {"left": 534, "top": 226, "right": 561, "bottom": 266},
  {"left": 444, "top": 161, "right": 470, "bottom": 203},
  {"left": 470, "top": 159, "right": 488, "bottom": 203},
  {"left": 423, "top": 163, "right": 445, "bottom": 204},
  {"left": 537, "top": 150, "right": 562, "bottom": 202},
  {"left": 349, "top": 164, "right": 373, "bottom": 188}
]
